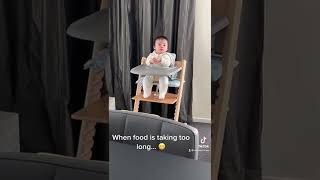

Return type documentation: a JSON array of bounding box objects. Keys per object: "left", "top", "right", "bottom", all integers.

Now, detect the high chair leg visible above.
[
  {"left": 133, "top": 100, "right": 140, "bottom": 112},
  {"left": 174, "top": 102, "right": 181, "bottom": 121}
]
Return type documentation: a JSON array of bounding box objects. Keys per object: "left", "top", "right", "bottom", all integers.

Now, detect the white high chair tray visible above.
[{"left": 130, "top": 64, "right": 181, "bottom": 76}]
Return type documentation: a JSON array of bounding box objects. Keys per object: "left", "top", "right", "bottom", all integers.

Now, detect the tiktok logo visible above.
[
  {"left": 196, "top": 136, "right": 210, "bottom": 151},
  {"left": 200, "top": 136, "right": 207, "bottom": 144}
]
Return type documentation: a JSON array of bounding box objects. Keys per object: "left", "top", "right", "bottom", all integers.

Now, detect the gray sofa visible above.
[
  {"left": 0, "top": 153, "right": 108, "bottom": 180},
  {"left": 109, "top": 110, "right": 199, "bottom": 160},
  {"left": 0, "top": 111, "right": 19, "bottom": 152}
]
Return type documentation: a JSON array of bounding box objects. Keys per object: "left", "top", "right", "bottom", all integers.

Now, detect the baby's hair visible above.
[{"left": 154, "top": 35, "right": 168, "bottom": 44}]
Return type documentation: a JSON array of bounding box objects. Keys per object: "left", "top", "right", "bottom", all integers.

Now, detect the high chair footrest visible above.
[{"left": 132, "top": 92, "right": 178, "bottom": 104}]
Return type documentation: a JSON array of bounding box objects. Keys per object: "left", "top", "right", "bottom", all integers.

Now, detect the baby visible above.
[{"left": 143, "top": 36, "right": 173, "bottom": 99}]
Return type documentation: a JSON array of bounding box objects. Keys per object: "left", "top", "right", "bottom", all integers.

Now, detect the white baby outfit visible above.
[{"left": 143, "top": 51, "right": 173, "bottom": 99}]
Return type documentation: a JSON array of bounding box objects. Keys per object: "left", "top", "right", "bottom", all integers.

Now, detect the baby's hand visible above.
[{"left": 151, "top": 58, "right": 160, "bottom": 64}]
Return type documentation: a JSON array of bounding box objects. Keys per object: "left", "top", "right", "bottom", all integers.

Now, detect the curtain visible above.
[
  {"left": 107, "top": 0, "right": 195, "bottom": 122},
  {"left": 0, "top": 1, "right": 14, "bottom": 111},
  {"left": 218, "top": 0, "right": 264, "bottom": 179},
  {"left": 0, "top": 0, "right": 73, "bottom": 155}
]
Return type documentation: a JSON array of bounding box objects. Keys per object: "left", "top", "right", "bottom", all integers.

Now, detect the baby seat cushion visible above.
[
  {"left": 165, "top": 53, "right": 180, "bottom": 87},
  {"left": 83, "top": 48, "right": 109, "bottom": 71}
]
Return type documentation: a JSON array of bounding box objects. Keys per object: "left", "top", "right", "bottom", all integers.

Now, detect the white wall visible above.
[{"left": 192, "top": 0, "right": 211, "bottom": 123}]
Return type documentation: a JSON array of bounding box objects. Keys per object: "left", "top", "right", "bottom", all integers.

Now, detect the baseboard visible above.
[
  {"left": 192, "top": 117, "right": 211, "bottom": 124},
  {"left": 109, "top": 97, "right": 116, "bottom": 110}
]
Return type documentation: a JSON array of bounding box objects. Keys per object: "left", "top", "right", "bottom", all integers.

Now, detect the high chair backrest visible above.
[{"left": 172, "top": 60, "right": 186, "bottom": 81}]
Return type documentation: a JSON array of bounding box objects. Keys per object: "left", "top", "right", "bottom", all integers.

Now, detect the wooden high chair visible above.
[
  {"left": 212, "top": 0, "right": 243, "bottom": 179},
  {"left": 69, "top": 0, "right": 108, "bottom": 160},
  {"left": 132, "top": 57, "right": 186, "bottom": 121}
]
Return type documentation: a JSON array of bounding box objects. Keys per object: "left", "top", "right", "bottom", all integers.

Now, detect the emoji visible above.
[{"left": 158, "top": 143, "right": 166, "bottom": 151}]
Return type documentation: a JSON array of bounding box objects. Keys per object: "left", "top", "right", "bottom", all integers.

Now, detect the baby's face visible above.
[{"left": 154, "top": 39, "right": 168, "bottom": 54}]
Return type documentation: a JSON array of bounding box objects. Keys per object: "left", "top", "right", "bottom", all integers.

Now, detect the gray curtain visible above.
[
  {"left": 0, "top": 1, "right": 14, "bottom": 111},
  {"left": 32, "top": 0, "right": 73, "bottom": 155},
  {"left": 0, "top": 0, "right": 73, "bottom": 155},
  {"left": 107, "top": 0, "right": 195, "bottom": 122}
]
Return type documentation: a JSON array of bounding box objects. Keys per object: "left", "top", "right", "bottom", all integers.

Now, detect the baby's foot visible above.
[
  {"left": 159, "top": 93, "right": 166, "bottom": 99},
  {"left": 143, "top": 91, "right": 151, "bottom": 98}
]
